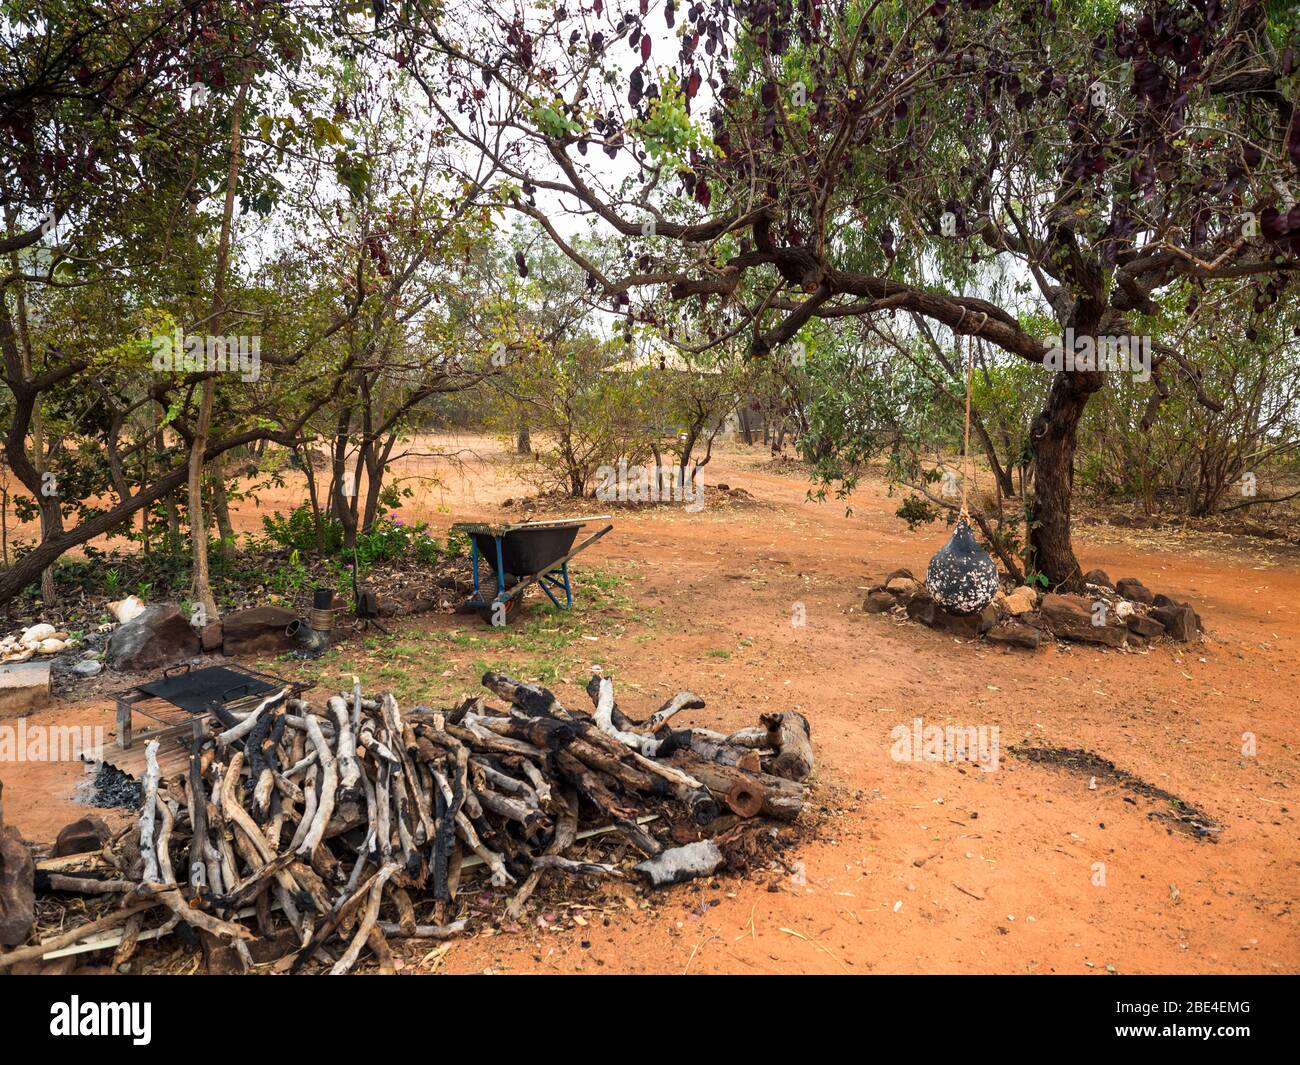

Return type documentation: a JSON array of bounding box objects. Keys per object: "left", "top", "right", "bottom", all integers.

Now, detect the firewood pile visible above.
[{"left": 2, "top": 671, "right": 813, "bottom": 974}]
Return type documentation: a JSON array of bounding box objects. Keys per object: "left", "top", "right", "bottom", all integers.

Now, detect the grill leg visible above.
[{"left": 116, "top": 699, "right": 132, "bottom": 750}]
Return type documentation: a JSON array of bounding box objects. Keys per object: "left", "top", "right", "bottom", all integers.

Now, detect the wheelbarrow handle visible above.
[{"left": 500, "top": 523, "right": 613, "bottom": 604}]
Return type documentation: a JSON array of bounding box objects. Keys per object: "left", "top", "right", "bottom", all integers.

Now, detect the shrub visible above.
[{"left": 258, "top": 504, "right": 344, "bottom": 555}]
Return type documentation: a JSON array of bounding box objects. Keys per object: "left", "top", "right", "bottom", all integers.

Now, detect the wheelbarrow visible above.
[{"left": 451, "top": 516, "right": 613, "bottom": 625}]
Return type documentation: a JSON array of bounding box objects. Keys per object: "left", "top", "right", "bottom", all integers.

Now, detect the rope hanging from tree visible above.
[
  {"left": 958, "top": 321, "right": 976, "bottom": 521},
  {"left": 924, "top": 322, "right": 1000, "bottom": 616}
]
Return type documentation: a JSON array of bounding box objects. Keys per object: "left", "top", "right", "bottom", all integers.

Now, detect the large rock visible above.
[
  {"left": 889, "top": 580, "right": 932, "bottom": 607},
  {"left": 106, "top": 605, "right": 200, "bottom": 672},
  {"left": 1126, "top": 614, "right": 1166, "bottom": 639},
  {"left": 1004, "top": 585, "right": 1038, "bottom": 616},
  {"left": 905, "top": 597, "right": 937, "bottom": 627},
  {"left": 1115, "top": 577, "right": 1154, "bottom": 604},
  {"left": 1040, "top": 593, "right": 1127, "bottom": 648},
  {"left": 885, "top": 575, "right": 922, "bottom": 596},
  {"left": 1082, "top": 568, "right": 1114, "bottom": 590},
  {"left": 199, "top": 620, "right": 224, "bottom": 653},
  {"left": 1152, "top": 604, "right": 1198, "bottom": 642},
  {"left": 933, "top": 601, "right": 1004, "bottom": 637},
  {"left": 863, "top": 590, "right": 896, "bottom": 614},
  {"left": 1154, "top": 594, "right": 1203, "bottom": 631},
  {"left": 987, "top": 620, "right": 1044, "bottom": 650},
  {"left": 54, "top": 816, "right": 111, "bottom": 857},
  {"left": 0, "top": 783, "right": 35, "bottom": 947},
  {"left": 221, "top": 606, "right": 298, "bottom": 657}
]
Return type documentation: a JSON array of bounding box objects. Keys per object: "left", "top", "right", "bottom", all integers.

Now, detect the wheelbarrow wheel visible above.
[{"left": 476, "top": 595, "right": 522, "bottom": 626}]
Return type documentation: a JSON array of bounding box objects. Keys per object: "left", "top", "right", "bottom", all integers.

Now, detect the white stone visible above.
[{"left": 20, "top": 623, "right": 56, "bottom": 644}]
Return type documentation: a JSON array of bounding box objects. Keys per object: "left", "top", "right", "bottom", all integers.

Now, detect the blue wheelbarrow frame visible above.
[{"left": 451, "top": 517, "right": 613, "bottom": 624}]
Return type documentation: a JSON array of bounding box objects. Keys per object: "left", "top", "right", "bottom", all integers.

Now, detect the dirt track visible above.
[{"left": 3, "top": 435, "right": 1297, "bottom": 974}]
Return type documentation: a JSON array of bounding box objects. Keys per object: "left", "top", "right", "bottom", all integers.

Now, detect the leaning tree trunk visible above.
[
  {"left": 1028, "top": 367, "right": 1102, "bottom": 591},
  {"left": 188, "top": 74, "right": 249, "bottom": 621},
  {"left": 187, "top": 378, "right": 218, "bottom": 619},
  {"left": 7, "top": 243, "right": 58, "bottom": 604}
]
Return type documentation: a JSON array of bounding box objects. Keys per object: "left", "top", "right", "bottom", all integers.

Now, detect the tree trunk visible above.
[
  {"left": 153, "top": 401, "right": 180, "bottom": 551},
  {"left": 298, "top": 446, "right": 326, "bottom": 554},
  {"left": 332, "top": 434, "right": 360, "bottom": 550},
  {"left": 6, "top": 230, "right": 58, "bottom": 604},
  {"left": 360, "top": 434, "right": 397, "bottom": 535},
  {"left": 211, "top": 468, "right": 235, "bottom": 560},
  {"left": 188, "top": 75, "right": 249, "bottom": 621},
  {"left": 187, "top": 378, "right": 219, "bottom": 619},
  {"left": 1028, "top": 368, "right": 1101, "bottom": 591},
  {"left": 515, "top": 420, "right": 531, "bottom": 455},
  {"left": 33, "top": 424, "right": 57, "bottom": 605}
]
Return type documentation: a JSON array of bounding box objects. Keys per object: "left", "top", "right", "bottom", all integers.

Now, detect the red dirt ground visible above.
[{"left": 2, "top": 435, "right": 1297, "bottom": 974}]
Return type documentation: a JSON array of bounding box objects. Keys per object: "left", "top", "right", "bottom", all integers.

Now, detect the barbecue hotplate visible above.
[
  {"left": 111, "top": 663, "right": 306, "bottom": 753},
  {"left": 136, "top": 665, "right": 280, "bottom": 716}
]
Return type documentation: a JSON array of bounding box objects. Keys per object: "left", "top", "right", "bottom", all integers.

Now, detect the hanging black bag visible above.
[
  {"left": 924, "top": 324, "right": 999, "bottom": 616},
  {"left": 926, "top": 516, "right": 999, "bottom": 615}
]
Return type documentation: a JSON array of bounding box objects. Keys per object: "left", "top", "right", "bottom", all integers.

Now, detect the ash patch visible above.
[
  {"left": 1011, "top": 745, "right": 1220, "bottom": 840},
  {"left": 85, "top": 761, "right": 142, "bottom": 810}
]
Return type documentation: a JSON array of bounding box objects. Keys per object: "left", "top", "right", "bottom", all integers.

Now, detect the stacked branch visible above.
[{"left": 4, "top": 672, "right": 812, "bottom": 974}]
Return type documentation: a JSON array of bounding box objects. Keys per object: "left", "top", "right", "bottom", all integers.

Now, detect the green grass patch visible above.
[{"left": 253, "top": 565, "right": 640, "bottom": 703}]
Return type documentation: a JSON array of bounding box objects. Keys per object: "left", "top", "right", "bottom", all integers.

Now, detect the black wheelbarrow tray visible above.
[{"left": 450, "top": 516, "right": 613, "bottom": 625}]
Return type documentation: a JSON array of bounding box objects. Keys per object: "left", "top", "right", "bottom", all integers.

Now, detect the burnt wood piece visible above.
[
  {"left": 138, "top": 742, "right": 161, "bottom": 885},
  {"left": 376, "top": 919, "right": 467, "bottom": 939},
  {"left": 584, "top": 674, "right": 641, "bottom": 732},
  {"left": 667, "top": 752, "right": 805, "bottom": 821},
  {"left": 330, "top": 862, "right": 400, "bottom": 976},
  {"left": 661, "top": 728, "right": 767, "bottom": 771},
  {"left": 647, "top": 691, "right": 706, "bottom": 730},
  {"left": 531, "top": 855, "right": 623, "bottom": 877},
  {"left": 761, "top": 711, "right": 815, "bottom": 782},
  {"left": 481, "top": 672, "right": 561, "bottom": 717},
  {"left": 581, "top": 676, "right": 706, "bottom": 731},
  {"left": 464, "top": 712, "right": 577, "bottom": 752},
  {"left": 635, "top": 840, "right": 725, "bottom": 887},
  {"left": 506, "top": 787, "right": 579, "bottom": 920}
]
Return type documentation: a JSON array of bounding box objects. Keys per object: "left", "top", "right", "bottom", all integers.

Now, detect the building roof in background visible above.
[{"left": 603, "top": 343, "right": 725, "bottom": 374}]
